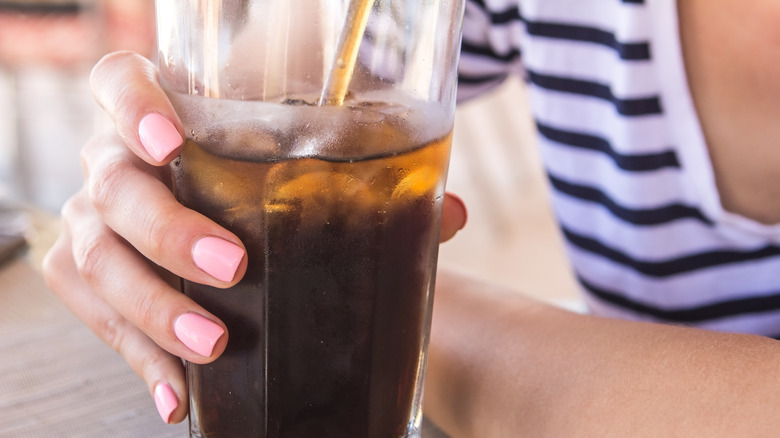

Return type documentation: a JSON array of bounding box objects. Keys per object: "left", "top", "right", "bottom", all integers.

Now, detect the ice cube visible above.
[
  {"left": 391, "top": 167, "right": 439, "bottom": 201},
  {"left": 175, "top": 140, "right": 269, "bottom": 236},
  {"left": 265, "top": 168, "right": 376, "bottom": 226}
]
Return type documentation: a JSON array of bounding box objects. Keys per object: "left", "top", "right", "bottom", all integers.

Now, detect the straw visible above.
[
  {"left": 319, "top": 0, "right": 376, "bottom": 106},
  {"left": 202, "top": 0, "right": 222, "bottom": 98}
]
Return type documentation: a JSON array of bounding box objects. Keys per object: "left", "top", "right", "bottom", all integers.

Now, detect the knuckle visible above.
[
  {"left": 42, "top": 238, "right": 69, "bottom": 294},
  {"left": 99, "top": 315, "right": 129, "bottom": 355},
  {"left": 60, "top": 188, "right": 91, "bottom": 221},
  {"left": 139, "top": 348, "right": 171, "bottom": 382},
  {"left": 79, "top": 141, "right": 91, "bottom": 178},
  {"left": 79, "top": 134, "right": 106, "bottom": 175},
  {"left": 93, "top": 51, "right": 154, "bottom": 109},
  {"left": 87, "top": 157, "right": 133, "bottom": 215},
  {"left": 60, "top": 194, "right": 79, "bottom": 221},
  {"left": 133, "top": 287, "right": 160, "bottom": 333},
  {"left": 90, "top": 50, "right": 141, "bottom": 93},
  {"left": 142, "top": 205, "right": 180, "bottom": 259},
  {"left": 72, "top": 230, "right": 113, "bottom": 285}
]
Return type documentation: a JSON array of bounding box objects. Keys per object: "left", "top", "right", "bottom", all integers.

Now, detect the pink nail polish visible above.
[
  {"left": 154, "top": 383, "right": 178, "bottom": 424},
  {"left": 192, "top": 237, "right": 244, "bottom": 282},
  {"left": 174, "top": 313, "right": 225, "bottom": 357},
  {"left": 447, "top": 192, "right": 468, "bottom": 228},
  {"left": 138, "top": 113, "right": 183, "bottom": 161}
]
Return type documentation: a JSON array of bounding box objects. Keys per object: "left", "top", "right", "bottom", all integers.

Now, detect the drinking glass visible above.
[{"left": 155, "top": 1, "right": 465, "bottom": 436}]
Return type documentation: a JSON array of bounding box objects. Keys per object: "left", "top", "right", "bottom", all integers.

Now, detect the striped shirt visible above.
[{"left": 458, "top": 0, "right": 780, "bottom": 337}]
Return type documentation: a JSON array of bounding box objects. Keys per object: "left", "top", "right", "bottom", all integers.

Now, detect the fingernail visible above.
[
  {"left": 192, "top": 237, "right": 244, "bottom": 282},
  {"left": 447, "top": 192, "right": 468, "bottom": 228},
  {"left": 174, "top": 313, "right": 225, "bottom": 357},
  {"left": 154, "top": 383, "right": 178, "bottom": 424},
  {"left": 138, "top": 113, "right": 183, "bottom": 161}
]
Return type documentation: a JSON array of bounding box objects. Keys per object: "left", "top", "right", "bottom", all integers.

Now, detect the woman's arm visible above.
[{"left": 425, "top": 268, "right": 780, "bottom": 437}]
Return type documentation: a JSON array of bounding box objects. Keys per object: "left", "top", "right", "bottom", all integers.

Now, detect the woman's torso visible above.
[{"left": 458, "top": 0, "right": 780, "bottom": 336}]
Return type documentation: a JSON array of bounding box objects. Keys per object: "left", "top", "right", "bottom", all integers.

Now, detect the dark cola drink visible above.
[{"left": 170, "top": 93, "right": 452, "bottom": 438}]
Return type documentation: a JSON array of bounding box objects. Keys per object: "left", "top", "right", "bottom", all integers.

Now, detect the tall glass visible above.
[{"left": 154, "top": 1, "right": 464, "bottom": 437}]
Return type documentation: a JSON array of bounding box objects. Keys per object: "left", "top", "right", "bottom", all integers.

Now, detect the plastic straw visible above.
[
  {"left": 202, "top": 0, "right": 221, "bottom": 98},
  {"left": 319, "top": 0, "right": 376, "bottom": 106}
]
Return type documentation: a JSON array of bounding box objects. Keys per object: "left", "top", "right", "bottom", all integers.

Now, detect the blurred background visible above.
[
  {"left": 0, "top": 0, "right": 578, "bottom": 301},
  {"left": 0, "top": 0, "right": 155, "bottom": 266},
  {"left": 0, "top": 0, "right": 154, "bottom": 211}
]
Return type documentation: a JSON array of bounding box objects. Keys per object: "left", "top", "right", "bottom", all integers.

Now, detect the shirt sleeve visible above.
[{"left": 458, "top": 0, "right": 525, "bottom": 102}]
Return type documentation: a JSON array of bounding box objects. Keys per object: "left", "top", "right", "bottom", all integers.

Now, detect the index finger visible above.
[{"left": 90, "top": 50, "right": 184, "bottom": 165}]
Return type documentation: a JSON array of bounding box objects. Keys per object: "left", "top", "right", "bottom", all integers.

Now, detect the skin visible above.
[
  {"left": 424, "top": 270, "right": 780, "bottom": 437},
  {"left": 42, "top": 0, "right": 780, "bottom": 434},
  {"left": 678, "top": 0, "right": 780, "bottom": 223}
]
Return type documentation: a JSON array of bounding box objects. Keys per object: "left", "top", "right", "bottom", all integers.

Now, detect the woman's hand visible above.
[
  {"left": 43, "top": 51, "right": 247, "bottom": 424},
  {"left": 43, "top": 50, "right": 467, "bottom": 424}
]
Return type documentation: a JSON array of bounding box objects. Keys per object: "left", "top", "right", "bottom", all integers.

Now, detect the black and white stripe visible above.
[{"left": 458, "top": 0, "right": 780, "bottom": 336}]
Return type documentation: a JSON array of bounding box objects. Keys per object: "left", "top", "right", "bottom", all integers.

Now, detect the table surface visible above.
[{"left": 0, "top": 243, "right": 450, "bottom": 438}]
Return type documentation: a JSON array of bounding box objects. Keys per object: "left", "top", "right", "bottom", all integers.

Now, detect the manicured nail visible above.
[
  {"left": 448, "top": 193, "right": 468, "bottom": 228},
  {"left": 174, "top": 313, "right": 225, "bottom": 357},
  {"left": 138, "top": 113, "right": 183, "bottom": 161},
  {"left": 192, "top": 237, "right": 244, "bottom": 282},
  {"left": 154, "top": 383, "right": 178, "bottom": 424}
]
